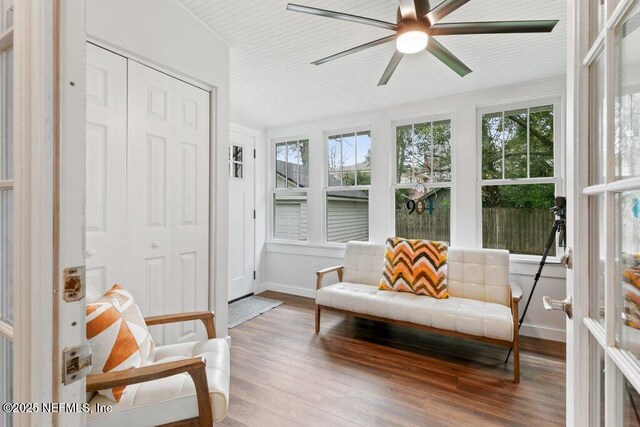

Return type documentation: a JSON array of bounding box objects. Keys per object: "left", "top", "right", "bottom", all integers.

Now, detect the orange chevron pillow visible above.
[
  {"left": 86, "top": 285, "right": 154, "bottom": 402},
  {"left": 379, "top": 237, "right": 449, "bottom": 299}
]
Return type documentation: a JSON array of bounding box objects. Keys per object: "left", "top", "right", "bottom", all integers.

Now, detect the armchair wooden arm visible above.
[
  {"left": 144, "top": 311, "right": 216, "bottom": 339},
  {"left": 316, "top": 265, "right": 344, "bottom": 290},
  {"left": 87, "top": 357, "right": 212, "bottom": 426}
]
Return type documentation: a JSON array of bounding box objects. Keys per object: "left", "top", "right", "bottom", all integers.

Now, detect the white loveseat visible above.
[{"left": 315, "top": 241, "right": 522, "bottom": 382}]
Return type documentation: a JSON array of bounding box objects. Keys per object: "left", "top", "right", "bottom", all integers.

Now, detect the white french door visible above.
[
  {"left": 570, "top": 0, "right": 640, "bottom": 425},
  {"left": 0, "top": 1, "right": 14, "bottom": 425}
]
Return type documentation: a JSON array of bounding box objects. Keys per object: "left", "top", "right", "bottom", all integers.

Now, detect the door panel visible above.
[
  {"left": 229, "top": 132, "right": 255, "bottom": 301},
  {"left": 86, "top": 44, "right": 127, "bottom": 295},
  {"left": 127, "top": 60, "right": 210, "bottom": 344}
]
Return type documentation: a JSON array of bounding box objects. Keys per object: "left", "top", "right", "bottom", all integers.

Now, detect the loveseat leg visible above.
[
  {"left": 513, "top": 343, "right": 520, "bottom": 383},
  {"left": 315, "top": 304, "right": 321, "bottom": 334}
]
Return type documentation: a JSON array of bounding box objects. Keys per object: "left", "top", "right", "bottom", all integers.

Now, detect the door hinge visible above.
[
  {"left": 253, "top": 210, "right": 256, "bottom": 219},
  {"left": 253, "top": 149, "right": 256, "bottom": 159},
  {"left": 253, "top": 270, "right": 256, "bottom": 280},
  {"left": 63, "top": 265, "right": 86, "bottom": 302},
  {"left": 63, "top": 343, "right": 92, "bottom": 385}
]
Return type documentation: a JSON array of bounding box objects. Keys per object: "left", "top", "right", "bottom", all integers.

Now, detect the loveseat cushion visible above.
[
  {"left": 317, "top": 282, "right": 513, "bottom": 341},
  {"left": 86, "top": 338, "right": 230, "bottom": 426},
  {"left": 379, "top": 238, "right": 449, "bottom": 299}
]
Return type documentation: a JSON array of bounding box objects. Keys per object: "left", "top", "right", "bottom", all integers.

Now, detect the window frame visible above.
[
  {"left": 323, "top": 126, "right": 372, "bottom": 246},
  {"left": 270, "top": 136, "right": 310, "bottom": 243},
  {"left": 391, "top": 114, "right": 454, "bottom": 243},
  {"left": 476, "top": 96, "right": 564, "bottom": 260}
]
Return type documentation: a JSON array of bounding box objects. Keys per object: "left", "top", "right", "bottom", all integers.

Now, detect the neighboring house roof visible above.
[{"left": 276, "top": 160, "right": 368, "bottom": 200}]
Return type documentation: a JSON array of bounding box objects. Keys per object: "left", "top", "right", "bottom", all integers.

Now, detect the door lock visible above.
[
  {"left": 63, "top": 344, "right": 92, "bottom": 385},
  {"left": 543, "top": 295, "right": 573, "bottom": 319},
  {"left": 63, "top": 266, "right": 86, "bottom": 302}
]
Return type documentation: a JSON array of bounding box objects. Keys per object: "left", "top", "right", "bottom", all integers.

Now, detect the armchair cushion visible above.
[
  {"left": 87, "top": 338, "right": 230, "bottom": 426},
  {"left": 86, "top": 285, "right": 154, "bottom": 402}
]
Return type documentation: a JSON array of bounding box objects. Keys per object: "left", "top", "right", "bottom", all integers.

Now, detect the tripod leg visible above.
[{"left": 505, "top": 220, "right": 559, "bottom": 364}]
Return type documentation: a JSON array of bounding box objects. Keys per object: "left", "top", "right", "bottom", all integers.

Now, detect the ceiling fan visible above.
[{"left": 286, "top": 0, "right": 559, "bottom": 86}]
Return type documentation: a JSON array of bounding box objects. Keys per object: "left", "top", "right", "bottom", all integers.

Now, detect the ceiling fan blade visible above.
[
  {"left": 430, "top": 20, "right": 559, "bottom": 35},
  {"left": 378, "top": 51, "right": 404, "bottom": 86},
  {"left": 426, "top": 0, "right": 471, "bottom": 24},
  {"left": 398, "top": 0, "right": 418, "bottom": 20},
  {"left": 286, "top": 3, "right": 399, "bottom": 31},
  {"left": 312, "top": 35, "right": 396, "bottom": 65},
  {"left": 425, "top": 37, "right": 472, "bottom": 77}
]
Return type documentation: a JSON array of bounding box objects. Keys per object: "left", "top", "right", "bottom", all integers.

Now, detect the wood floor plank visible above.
[{"left": 220, "top": 291, "right": 566, "bottom": 426}]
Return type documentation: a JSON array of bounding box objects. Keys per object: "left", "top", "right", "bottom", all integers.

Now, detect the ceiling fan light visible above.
[{"left": 396, "top": 30, "right": 428, "bottom": 54}]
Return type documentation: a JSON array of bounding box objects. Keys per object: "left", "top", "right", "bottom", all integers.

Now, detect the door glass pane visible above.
[
  {"left": 0, "top": 335, "right": 12, "bottom": 426},
  {"left": 591, "top": 195, "right": 605, "bottom": 324},
  {"left": 1, "top": 48, "right": 12, "bottom": 180},
  {"left": 0, "top": 190, "right": 11, "bottom": 325},
  {"left": 616, "top": 191, "right": 640, "bottom": 365},
  {"left": 591, "top": 339, "right": 605, "bottom": 426},
  {"left": 616, "top": 2, "right": 640, "bottom": 179},
  {"left": 590, "top": 54, "right": 606, "bottom": 185},
  {"left": 623, "top": 379, "right": 640, "bottom": 426},
  {"left": 395, "top": 187, "right": 450, "bottom": 242}
]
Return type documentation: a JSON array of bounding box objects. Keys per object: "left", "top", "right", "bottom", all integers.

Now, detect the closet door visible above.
[
  {"left": 127, "top": 61, "right": 210, "bottom": 344},
  {"left": 85, "top": 44, "right": 127, "bottom": 295}
]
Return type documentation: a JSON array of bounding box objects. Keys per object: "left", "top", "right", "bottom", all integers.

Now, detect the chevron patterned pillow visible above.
[{"left": 378, "top": 237, "right": 449, "bottom": 299}]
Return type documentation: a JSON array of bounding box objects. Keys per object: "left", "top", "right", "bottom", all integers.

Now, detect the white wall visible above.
[
  {"left": 260, "top": 76, "right": 568, "bottom": 342},
  {"left": 87, "top": 0, "right": 231, "bottom": 337}
]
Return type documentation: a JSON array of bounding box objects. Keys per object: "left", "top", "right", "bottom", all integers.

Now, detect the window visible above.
[
  {"left": 480, "top": 104, "right": 558, "bottom": 256},
  {"left": 229, "top": 145, "right": 244, "bottom": 179},
  {"left": 0, "top": 1, "right": 13, "bottom": 422},
  {"left": 326, "top": 131, "right": 370, "bottom": 243},
  {"left": 273, "top": 139, "right": 308, "bottom": 241},
  {"left": 394, "top": 119, "right": 452, "bottom": 242}
]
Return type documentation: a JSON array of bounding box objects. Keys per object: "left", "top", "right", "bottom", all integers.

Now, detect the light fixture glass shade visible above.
[{"left": 396, "top": 30, "right": 428, "bottom": 54}]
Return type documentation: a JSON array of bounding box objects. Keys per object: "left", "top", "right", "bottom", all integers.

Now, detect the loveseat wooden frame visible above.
[
  {"left": 315, "top": 266, "right": 522, "bottom": 383},
  {"left": 86, "top": 311, "right": 217, "bottom": 426}
]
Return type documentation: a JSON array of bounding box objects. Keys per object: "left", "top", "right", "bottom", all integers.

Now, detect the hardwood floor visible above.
[{"left": 220, "top": 291, "right": 566, "bottom": 427}]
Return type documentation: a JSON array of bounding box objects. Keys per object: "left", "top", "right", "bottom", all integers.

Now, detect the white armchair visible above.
[{"left": 86, "top": 312, "right": 230, "bottom": 426}]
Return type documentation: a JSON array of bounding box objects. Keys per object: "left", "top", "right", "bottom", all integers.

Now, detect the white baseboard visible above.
[
  {"left": 257, "top": 282, "right": 566, "bottom": 343},
  {"left": 257, "top": 282, "right": 316, "bottom": 298},
  {"left": 520, "top": 324, "right": 566, "bottom": 342}
]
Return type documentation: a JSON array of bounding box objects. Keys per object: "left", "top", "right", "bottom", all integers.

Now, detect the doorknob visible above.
[
  {"left": 152, "top": 240, "right": 160, "bottom": 248},
  {"left": 543, "top": 295, "right": 573, "bottom": 319},
  {"left": 86, "top": 248, "right": 96, "bottom": 258}
]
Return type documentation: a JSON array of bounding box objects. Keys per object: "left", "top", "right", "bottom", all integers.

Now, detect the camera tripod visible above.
[{"left": 505, "top": 198, "right": 566, "bottom": 363}]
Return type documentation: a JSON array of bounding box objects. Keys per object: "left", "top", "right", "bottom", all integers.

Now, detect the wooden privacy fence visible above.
[{"left": 395, "top": 207, "right": 556, "bottom": 256}]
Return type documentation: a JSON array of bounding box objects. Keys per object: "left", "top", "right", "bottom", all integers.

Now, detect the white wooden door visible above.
[
  {"left": 567, "top": 0, "right": 640, "bottom": 425},
  {"left": 228, "top": 131, "right": 255, "bottom": 301},
  {"left": 127, "top": 60, "right": 210, "bottom": 344},
  {"left": 85, "top": 44, "right": 127, "bottom": 296}
]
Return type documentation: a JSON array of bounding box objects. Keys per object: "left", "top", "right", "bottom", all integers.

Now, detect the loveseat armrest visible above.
[
  {"left": 145, "top": 311, "right": 216, "bottom": 339},
  {"left": 316, "top": 265, "right": 344, "bottom": 290},
  {"left": 510, "top": 284, "right": 523, "bottom": 303},
  {"left": 86, "top": 357, "right": 213, "bottom": 425}
]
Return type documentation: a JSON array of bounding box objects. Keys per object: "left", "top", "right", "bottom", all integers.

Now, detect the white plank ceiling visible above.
[{"left": 178, "top": 0, "right": 567, "bottom": 128}]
